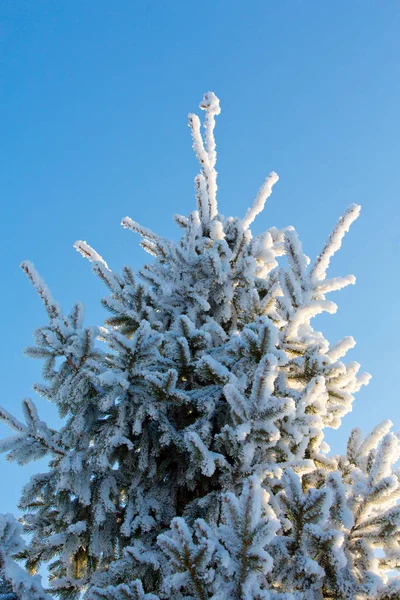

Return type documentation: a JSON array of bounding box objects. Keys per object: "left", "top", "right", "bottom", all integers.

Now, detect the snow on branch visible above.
[
  {"left": 20, "top": 261, "right": 61, "bottom": 319},
  {"left": 286, "top": 299, "right": 338, "bottom": 339},
  {"left": 200, "top": 91, "right": 220, "bottom": 170},
  {"left": 121, "top": 217, "right": 161, "bottom": 241},
  {"left": 189, "top": 114, "right": 209, "bottom": 171},
  {"left": 73, "top": 240, "right": 109, "bottom": 269},
  {"left": 0, "top": 398, "right": 67, "bottom": 463},
  {"left": 189, "top": 92, "right": 221, "bottom": 225},
  {"left": 0, "top": 406, "right": 26, "bottom": 434},
  {"left": 0, "top": 513, "right": 52, "bottom": 600},
  {"left": 315, "top": 274, "right": 356, "bottom": 295},
  {"left": 74, "top": 241, "right": 125, "bottom": 294},
  {"left": 87, "top": 579, "right": 159, "bottom": 599},
  {"left": 241, "top": 172, "right": 279, "bottom": 230},
  {"left": 310, "top": 204, "right": 361, "bottom": 283},
  {"left": 327, "top": 336, "right": 356, "bottom": 362}
]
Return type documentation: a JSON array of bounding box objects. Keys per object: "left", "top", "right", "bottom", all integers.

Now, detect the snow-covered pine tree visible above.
[{"left": 0, "top": 92, "right": 399, "bottom": 600}]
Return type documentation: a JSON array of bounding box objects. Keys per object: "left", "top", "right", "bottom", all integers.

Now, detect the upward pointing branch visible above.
[
  {"left": 189, "top": 92, "right": 221, "bottom": 225},
  {"left": 200, "top": 91, "right": 220, "bottom": 171},
  {"left": 310, "top": 204, "right": 361, "bottom": 283},
  {"left": 241, "top": 171, "right": 279, "bottom": 230}
]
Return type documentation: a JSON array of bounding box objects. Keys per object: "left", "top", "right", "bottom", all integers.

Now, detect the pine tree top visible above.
[{"left": 0, "top": 92, "right": 398, "bottom": 600}]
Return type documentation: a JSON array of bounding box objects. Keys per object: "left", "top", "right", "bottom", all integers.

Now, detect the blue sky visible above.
[{"left": 1, "top": 0, "right": 399, "bottom": 514}]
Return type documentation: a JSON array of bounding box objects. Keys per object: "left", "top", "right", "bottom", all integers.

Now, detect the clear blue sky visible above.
[{"left": 1, "top": 0, "right": 399, "bottom": 515}]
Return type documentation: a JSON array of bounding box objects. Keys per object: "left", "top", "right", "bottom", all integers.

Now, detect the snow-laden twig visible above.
[
  {"left": 121, "top": 217, "right": 161, "bottom": 241},
  {"left": 241, "top": 172, "right": 279, "bottom": 229},
  {"left": 73, "top": 241, "right": 109, "bottom": 269},
  {"left": 189, "top": 92, "right": 221, "bottom": 224},
  {"left": 20, "top": 261, "right": 61, "bottom": 319},
  {"left": 310, "top": 203, "right": 361, "bottom": 283}
]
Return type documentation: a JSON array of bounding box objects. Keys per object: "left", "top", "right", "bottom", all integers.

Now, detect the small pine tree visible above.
[{"left": 1, "top": 93, "right": 399, "bottom": 599}]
